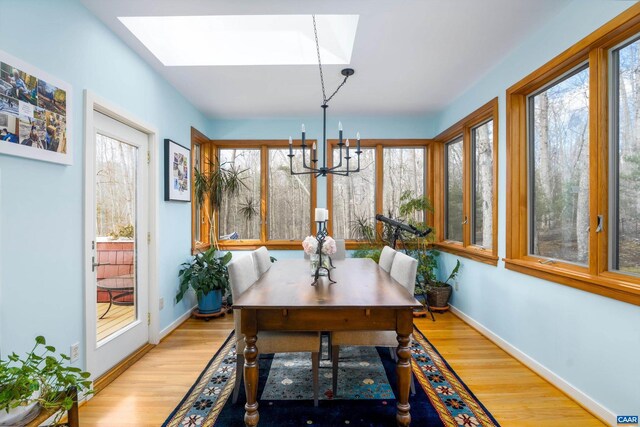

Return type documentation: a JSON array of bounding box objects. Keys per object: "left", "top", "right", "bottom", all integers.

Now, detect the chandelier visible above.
[{"left": 288, "top": 15, "right": 362, "bottom": 177}]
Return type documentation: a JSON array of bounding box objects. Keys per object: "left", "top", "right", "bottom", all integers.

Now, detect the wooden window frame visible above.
[
  {"left": 326, "top": 139, "right": 434, "bottom": 250},
  {"left": 505, "top": 4, "right": 640, "bottom": 306},
  {"left": 434, "top": 98, "right": 499, "bottom": 266},
  {"left": 190, "top": 134, "right": 317, "bottom": 252}
]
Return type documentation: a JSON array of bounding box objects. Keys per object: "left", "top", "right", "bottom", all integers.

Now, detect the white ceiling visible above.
[{"left": 81, "top": 0, "right": 571, "bottom": 119}]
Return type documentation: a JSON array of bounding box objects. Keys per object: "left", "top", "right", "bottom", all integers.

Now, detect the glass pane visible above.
[
  {"left": 332, "top": 147, "right": 376, "bottom": 240},
  {"left": 472, "top": 121, "right": 494, "bottom": 248},
  {"left": 95, "top": 133, "right": 137, "bottom": 342},
  {"left": 445, "top": 138, "right": 463, "bottom": 242},
  {"left": 218, "top": 149, "right": 261, "bottom": 240},
  {"left": 613, "top": 39, "right": 640, "bottom": 275},
  {"left": 194, "top": 144, "right": 201, "bottom": 244},
  {"left": 268, "top": 148, "right": 311, "bottom": 240},
  {"left": 383, "top": 148, "right": 426, "bottom": 223},
  {"left": 530, "top": 66, "right": 589, "bottom": 264}
]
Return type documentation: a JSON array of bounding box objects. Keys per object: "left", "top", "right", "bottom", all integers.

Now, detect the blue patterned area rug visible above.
[{"left": 163, "top": 327, "right": 499, "bottom": 427}]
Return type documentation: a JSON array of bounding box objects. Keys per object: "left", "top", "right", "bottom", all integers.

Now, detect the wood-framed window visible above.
[
  {"left": 434, "top": 99, "right": 499, "bottom": 265},
  {"left": 505, "top": 4, "right": 640, "bottom": 306},
  {"left": 190, "top": 133, "right": 317, "bottom": 252},
  {"left": 326, "top": 139, "right": 433, "bottom": 249}
]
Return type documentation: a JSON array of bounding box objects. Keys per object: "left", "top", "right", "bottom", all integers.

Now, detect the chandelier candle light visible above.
[{"left": 288, "top": 15, "right": 363, "bottom": 177}]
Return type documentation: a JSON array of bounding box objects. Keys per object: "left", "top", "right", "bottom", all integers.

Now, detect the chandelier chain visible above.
[{"left": 313, "top": 15, "right": 349, "bottom": 106}]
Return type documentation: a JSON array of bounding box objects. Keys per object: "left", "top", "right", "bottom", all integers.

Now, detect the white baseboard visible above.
[
  {"left": 448, "top": 305, "right": 616, "bottom": 426},
  {"left": 159, "top": 306, "right": 196, "bottom": 341}
]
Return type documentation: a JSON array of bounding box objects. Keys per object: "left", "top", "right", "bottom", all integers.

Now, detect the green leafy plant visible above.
[
  {"left": 176, "top": 248, "right": 232, "bottom": 303},
  {"left": 0, "top": 336, "right": 92, "bottom": 425},
  {"left": 108, "top": 223, "right": 134, "bottom": 239}
]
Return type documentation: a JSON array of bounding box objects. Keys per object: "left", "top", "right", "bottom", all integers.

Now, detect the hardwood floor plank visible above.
[{"left": 78, "top": 311, "right": 602, "bottom": 426}]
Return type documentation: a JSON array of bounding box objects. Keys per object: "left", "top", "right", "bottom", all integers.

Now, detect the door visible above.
[{"left": 87, "top": 110, "right": 149, "bottom": 378}]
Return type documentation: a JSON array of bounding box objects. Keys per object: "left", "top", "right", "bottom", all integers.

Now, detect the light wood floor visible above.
[
  {"left": 97, "top": 303, "right": 135, "bottom": 342},
  {"left": 78, "top": 312, "right": 603, "bottom": 426}
]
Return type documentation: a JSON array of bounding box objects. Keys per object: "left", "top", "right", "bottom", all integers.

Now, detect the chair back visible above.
[
  {"left": 389, "top": 251, "right": 418, "bottom": 295},
  {"left": 252, "top": 246, "right": 272, "bottom": 277},
  {"left": 228, "top": 253, "right": 259, "bottom": 339},
  {"left": 332, "top": 239, "right": 346, "bottom": 260},
  {"left": 228, "top": 253, "right": 259, "bottom": 300},
  {"left": 378, "top": 246, "right": 397, "bottom": 272}
]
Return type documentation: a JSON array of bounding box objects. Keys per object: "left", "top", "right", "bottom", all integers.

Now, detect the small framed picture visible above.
[{"left": 164, "top": 139, "right": 191, "bottom": 202}]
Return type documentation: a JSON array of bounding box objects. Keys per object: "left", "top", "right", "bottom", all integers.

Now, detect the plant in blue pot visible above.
[{"left": 177, "top": 248, "right": 232, "bottom": 315}]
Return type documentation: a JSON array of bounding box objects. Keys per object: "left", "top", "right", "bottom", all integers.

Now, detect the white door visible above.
[{"left": 86, "top": 111, "right": 149, "bottom": 378}]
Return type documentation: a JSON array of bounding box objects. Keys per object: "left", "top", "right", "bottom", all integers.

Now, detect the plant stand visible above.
[
  {"left": 26, "top": 388, "right": 79, "bottom": 427},
  {"left": 192, "top": 308, "right": 226, "bottom": 321},
  {"left": 428, "top": 304, "right": 450, "bottom": 313}
]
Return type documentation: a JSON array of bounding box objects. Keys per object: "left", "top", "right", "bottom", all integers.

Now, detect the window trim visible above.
[
  {"left": 190, "top": 135, "right": 317, "bottom": 252},
  {"left": 326, "top": 139, "right": 433, "bottom": 249},
  {"left": 444, "top": 136, "right": 464, "bottom": 244},
  {"left": 434, "top": 98, "right": 499, "bottom": 266},
  {"left": 505, "top": 4, "right": 640, "bottom": 306}
]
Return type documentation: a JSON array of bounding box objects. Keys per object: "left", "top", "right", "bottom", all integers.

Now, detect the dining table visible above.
[{"left": 232, "top": 258, "right": 422, "bottom": 426}]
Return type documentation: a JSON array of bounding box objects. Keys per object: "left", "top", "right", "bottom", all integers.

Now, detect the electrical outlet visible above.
[
  {"left": 159, "top": 297, "right": 165, "bottom": 310},
  {"left": 70, "top": 342, "right": 79, "bottom": 363}
]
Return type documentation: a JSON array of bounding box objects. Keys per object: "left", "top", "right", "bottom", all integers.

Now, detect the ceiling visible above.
[{"left": 82, "top": 0, "right": 571, "bottom": 119}]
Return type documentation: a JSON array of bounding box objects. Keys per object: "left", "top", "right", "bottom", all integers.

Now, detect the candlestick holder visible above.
[{"left": 311, "top": 220, "right": 336, "bottom": 286}]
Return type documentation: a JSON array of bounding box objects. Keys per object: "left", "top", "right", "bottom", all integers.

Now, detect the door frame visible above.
[{"left": 83, "top": 90, "right": 160, "bottom": 382}]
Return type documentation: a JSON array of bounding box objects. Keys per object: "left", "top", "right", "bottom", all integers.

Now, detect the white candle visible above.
[
  {"left": 315, "top": 208, "right": 326, "bottom": 222},
  {"left": 324, "top": 208, "right": 329, "bottom": 221},
  {"left": 302, "top": 124, "right": 305, "bottom": 133},
  {"left": 339, "top": 121, "right": 343, "bottom": 131},
  {"left": 289, "top": 136, "right": 293, "bottom": 145},
  {"left": 346, "top": 139, "right": 350, "bottom": 147}
]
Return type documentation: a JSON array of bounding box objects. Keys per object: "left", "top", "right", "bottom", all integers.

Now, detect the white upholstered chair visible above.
[
  {"left": 331, "top": 251, "right": 419, "bottom": 395},
  {"left": 378, "top": 246, "right": 397, "bottom": 272},
  {"left": 252, "top": 246, "right": 272, "bottom": 277},
  {"left": 229, "top": 253, "right": 321, "bottom": 406},
  {"left": 333, "top": 239, "right": 346, "bottom": 260}
]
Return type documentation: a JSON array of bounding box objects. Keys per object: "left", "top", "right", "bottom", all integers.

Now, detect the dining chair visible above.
[
  {"left": 252, "top": 246, "right": 272, "bottom": 277},
  {"left": 333, "top": 239, "right": 346, "bottom": 260},
  {"left": 331, "top": 252, "right": 419, "bottom": 396},
  {"left": 378, "top": 245, "right": 397, "bottom": 272},
  {"left": 229, "top": 253, "right": 321, "bottom": 406}
]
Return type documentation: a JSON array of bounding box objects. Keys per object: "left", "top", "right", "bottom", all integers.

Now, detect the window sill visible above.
[
  {"left": 434, "top": 242, "right": 498, "bottom": 266},
  {"left": 217, "top": 240, "right": 305, "bottom": 251},
  {"left": 504, "top": 257, "right": 640, "bottom": 306}
]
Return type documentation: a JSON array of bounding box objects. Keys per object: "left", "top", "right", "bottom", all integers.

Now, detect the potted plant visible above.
[
  {"left": 193, "top": 157, "right": 248, "bottom": 250},
  {"left": 0, "top": 336, "right": 92, "bottom": 426},
  {"left": 419, "top": 260, "right": 461, "bottom": 310},
  {"left": 177, "top": 248, "right": 232, "bottom": 315}
]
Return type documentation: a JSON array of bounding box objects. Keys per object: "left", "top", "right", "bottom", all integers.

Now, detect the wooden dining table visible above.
[{"left": 232, "top": 258, "right": 422, "bottom": 426}]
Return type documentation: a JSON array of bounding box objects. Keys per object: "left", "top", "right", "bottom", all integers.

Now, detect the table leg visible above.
[
  {"left": 396, "top": 310, "right": 413, "bottom": 426},
  {"left": 242, "top": 310, "right": 259, "bottom": 426},
  {"left": 99, "top": 289, "right": 114, "bottom": 319}
]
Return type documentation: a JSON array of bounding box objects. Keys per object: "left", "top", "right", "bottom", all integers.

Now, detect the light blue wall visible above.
[
  {"left": 0, "top": 0, "right": 208, "bottom": 367},
  {"left": 434, "top": 0, "right": 640, "bottom": 416}
]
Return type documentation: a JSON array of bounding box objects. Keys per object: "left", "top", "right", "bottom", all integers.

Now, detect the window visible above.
[
  {"left": 268, "top": 148, "right": 312, "bottom": 240},
  {"left": 445, "top": 138, "right": 464, "bottom": 242},
  {"left": 328, "top": 140, "right": 430, "bottom": 246},
  {"left": 190, "top": 137, "right": 316, "bottom": 250},
  {"left": 382, "top": 148, "right": 426, "bottom": 223},
  {"left": 331, "top": 147, "right": 376, "bottom": 239},
  {"left": 472, "top": 120, "right": 494, "bottom": 248},
  {"left": 529, "top": 66, "right": 590, "bottom": 265},
  {"left": 435, "top": 99, "right": 498, "bottom": 265},
  {"left": 218, "top": 148, "right": 261, "bottom": 240},
  {"left": 612, "top": 37, "right": 640, "bottom": 276},
  {"left": 506, "top": 7, "right": 640, "bottom": 306}
]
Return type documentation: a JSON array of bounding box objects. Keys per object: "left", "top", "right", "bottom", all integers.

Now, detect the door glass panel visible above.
[{"left": 95, "top": 133, "right": 137, "bottom": 342}]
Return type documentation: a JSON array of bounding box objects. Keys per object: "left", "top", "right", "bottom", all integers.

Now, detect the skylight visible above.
[{"left": 118, "top": 15, "right": 359, "bottom": 66}]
